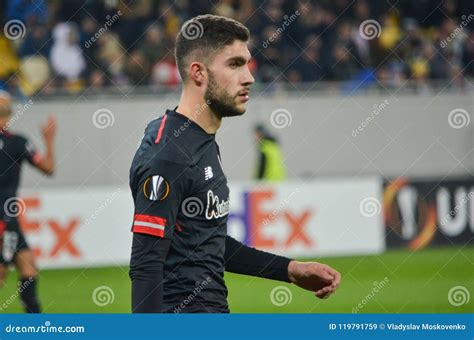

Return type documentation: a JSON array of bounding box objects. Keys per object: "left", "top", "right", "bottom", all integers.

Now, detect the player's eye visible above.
[{"left": 229, "top": 59, "right": 245, "bottom": 69}]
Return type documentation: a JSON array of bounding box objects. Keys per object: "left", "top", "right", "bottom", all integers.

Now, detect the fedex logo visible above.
[
  {"left": 228, "top": 189, "right": 316, "bottom": 250},
  {"left": 19, "top": 197, "right": 81, "bottom": 259}
]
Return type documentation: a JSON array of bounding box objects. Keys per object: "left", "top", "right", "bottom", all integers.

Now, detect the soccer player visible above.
[
  {"left": 0, "top": 91, "right": 56, "bottom": 313},
  {"left": 129, "top": 14, "right": 341, "bottom": 313}
]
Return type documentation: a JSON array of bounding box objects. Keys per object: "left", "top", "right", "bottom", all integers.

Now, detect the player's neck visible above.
[{"left": 176, "top": 91, "right": 221, "bottom": 135}]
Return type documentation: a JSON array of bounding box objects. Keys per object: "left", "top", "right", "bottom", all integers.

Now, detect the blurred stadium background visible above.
[{"left": 0, "top": 0, "right": 473, "bottom": 313}]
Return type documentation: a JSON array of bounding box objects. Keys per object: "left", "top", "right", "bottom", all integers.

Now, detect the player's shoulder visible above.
[
  {"left": 1, "top": 131, "right": 28, "bottom": 145},
  {"left": 133, "top": 114, "right": 194, "bottom": 171}
]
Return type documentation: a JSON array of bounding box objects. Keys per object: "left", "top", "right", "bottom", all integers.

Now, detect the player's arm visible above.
[
  {"left": 224, "top": 236, "right": 341, "bottom": 299},
  {"left": 25, "top": 116, "right": 56, "bottom": 176},
  {"left": 130, "top": 233, "right": 171, "bottom": 313},
  {"left": 129, "top": 158, "right": 190, "bottom": 313},
  {"left": 224, "top": 235, "right": 291, "bottom": 281}
]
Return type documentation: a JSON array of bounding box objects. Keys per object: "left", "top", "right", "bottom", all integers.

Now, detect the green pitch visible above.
[{"left": 0, "top": 246, "right": 472, "bottom": 313}]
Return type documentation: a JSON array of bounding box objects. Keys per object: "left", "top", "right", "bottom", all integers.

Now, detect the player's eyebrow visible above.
[{"left": 226, "top": 56, "right": 251, "bottom": 65}]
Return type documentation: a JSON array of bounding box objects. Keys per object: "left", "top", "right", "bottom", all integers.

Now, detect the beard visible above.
[{"left": 204, "top": 71, "right": 245, "bottom": 118}]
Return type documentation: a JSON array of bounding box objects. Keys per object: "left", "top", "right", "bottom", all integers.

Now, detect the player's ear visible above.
[{"left": 189, "top": 61, "right": 206, "bottom": 86}]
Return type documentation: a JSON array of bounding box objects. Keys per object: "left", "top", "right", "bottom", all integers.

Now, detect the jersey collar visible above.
[{"left": 167, "top": 107, "right": 216, "bottom": 139}]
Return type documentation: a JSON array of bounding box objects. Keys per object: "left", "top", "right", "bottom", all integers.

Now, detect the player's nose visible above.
[{"left": 242, "top": 66, "right": 255, "bottom": 86}]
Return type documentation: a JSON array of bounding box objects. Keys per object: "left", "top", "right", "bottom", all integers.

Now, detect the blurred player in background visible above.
[
  {"left": 129, "top": 14, "right": 340, "bottom": 313},
  {"left": 254, "top": 124, "right": 286, "bottom": 181},
  {"left": 0, "top": 91, "right": 56, "bottom": 313}
]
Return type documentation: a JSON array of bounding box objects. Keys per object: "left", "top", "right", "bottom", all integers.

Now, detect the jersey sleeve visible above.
[
  {"left": 21, "top": 137, "right": 42, "bottom": 166},
  {"left": 131, "top": 157, "right": 192, "bottom": 239},
  {"left": 224, "top": 236, "right": 292, "bottom": 282}
]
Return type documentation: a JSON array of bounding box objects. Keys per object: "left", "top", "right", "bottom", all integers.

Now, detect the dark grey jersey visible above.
[
  {"left": 129, "top": 108, "right": 231, "bottom": 309},
  {"left": 0, "top": 130, "right": 40, "bottom": 212}
]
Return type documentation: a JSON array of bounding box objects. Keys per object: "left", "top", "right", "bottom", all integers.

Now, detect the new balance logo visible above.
[{"left": 204, "top": 166, "right": 213, "bottom": 180}]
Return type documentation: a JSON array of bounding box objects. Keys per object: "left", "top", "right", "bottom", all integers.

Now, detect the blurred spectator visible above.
[
  {"left": 0, "top": 35, "right": 20, "bottom": 82},
  {"left": 331, "top": 44, "right": 360, "bottom": 80},
  {"left": 7, "top": 0, "right": 48, "bottom": 24},
  {"left": 160, "top": 4, "right": 182, "bottom": 42},
  {"left": 335, "top": 21, "right": 362, "bottom": 62},
  {"left": 50, "top": 23, "right": 86, "bottom": 82},
  {"left": 96, "top": 31, "right": 126, "bottom": 84},
  {"left": 399, "top": 19, "right": 425, "bottom": 61},
  {"left": 0, "top": 0, "right": 471, "bottom": 97},
  {"left": 379, "top": 14, "right": 402, "bottom": 51},
  {"left": 254, "top": 124, "right": 286, "bottom": 182},
  {"left": 438, "top": 18, "right": 466, "bottom": 65},
  {"left": 18, "top": 24, "right": 51, "bottom": 57},
  {"left": 151, "top": 52, "right": 181, "bottom": 87},
  {"left": 138, "top": 24, "right": 167, "bottom": 66},
  {"left": 19, "top": 56, "right": 51, "bottom": 95},
  {"left": 79, "top": 17, "right": 100, "bottom": 78},
  {"left": 117, "top": 0, "right": 152, "bottom": 49},
  {"left": 462, "top": 31, "right": 474, "bottom": 78},
  {"left": 214, "top": 0, "right": 235, "bottom": 17},
  {"left": 290, "top": 36, "right": 324, "bottom": 83},
  {"left": 125, "top": 50, "right": 150, "bottom": 86}
]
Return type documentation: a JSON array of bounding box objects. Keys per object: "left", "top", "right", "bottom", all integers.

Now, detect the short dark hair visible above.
[{"left": 175, "top": 14, "right": 250, "bottom": 81}]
